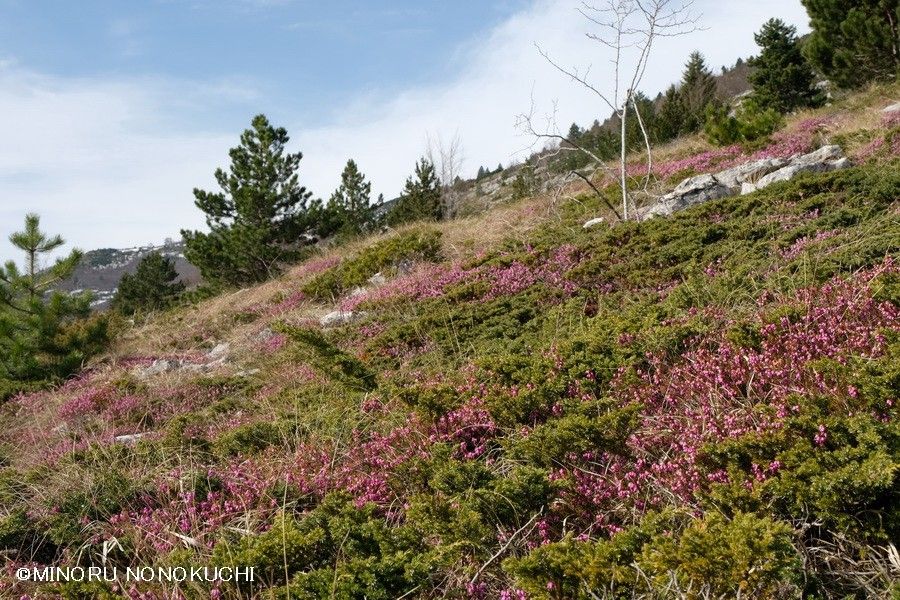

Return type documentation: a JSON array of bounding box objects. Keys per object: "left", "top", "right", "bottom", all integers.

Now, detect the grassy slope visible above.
[{"left": 1, "top": 84, "right": 899, "bottom": 599}]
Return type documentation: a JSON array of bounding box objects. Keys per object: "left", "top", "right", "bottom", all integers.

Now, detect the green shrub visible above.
[
  {"left": 0, "top": 508, "right": 59, "bottom": 563},
  {"left": 213, "top": 494, "right": 426, "bottom": 599},
  {"left": 506, "top": 511, "right": 801, "bottom": 599},
  {"left": 276, "top": 324, "right": 377, "bottom": 391},
  {"left": 45, "top": 468, "right": 142, "bottom": 549},
  {"left": 302, "top": 229, "right": 442, "bottom": 300},
  {"left": 214, "top": 421, "right": 285, "bottom": 457},
  {"left": 507, "top": 405, "right": 640, "bottom": 468},
  {"left": 705, "top": 99, "right": 783, "bottom": 146},
  {"left": 638, "top": 512, "right": 801, "bottom": 598}
]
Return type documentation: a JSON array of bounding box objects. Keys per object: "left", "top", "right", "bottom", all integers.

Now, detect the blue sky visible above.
[
  {"left": 0, "top": 0, "right": 530, "bottom": 130},
  {"left": 0, "top": 0, "right": 812, "bottom": 261}
]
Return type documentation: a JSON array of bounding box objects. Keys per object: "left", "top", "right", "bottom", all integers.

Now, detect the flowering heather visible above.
[
  {"left": 644, "top": 144, "right": 743, "bottom": 179},
  {"left": 430, "top": 397, "right": 498, "bottom": 459},
  {"left": 854, "top": 112, "right": 900, "bottom": 160},
  {"left": 57, "top": 386, "right": 112, "bottom": 420},
  {"left": 748, "top": 116, "right": 832, "bottom": 160},
  {"left": 556, "top": 261, "right": 898, "bottom": 530},
  {"left": 779, "top": 229, "right": 840, "bottom": 261},
  {"left": 627, "top": 116, "right": 836, "bottom": 181},
  {"left": 257, "top": 331, "right": 287, "bottom": 353},
  {"left": 341, "top": 244, "right": 583, "bottom": 311}
]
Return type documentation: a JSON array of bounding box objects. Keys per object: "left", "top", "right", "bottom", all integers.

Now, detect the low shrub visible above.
[{"left": 302, "top": 229, "right": 442, "bottom": 300}]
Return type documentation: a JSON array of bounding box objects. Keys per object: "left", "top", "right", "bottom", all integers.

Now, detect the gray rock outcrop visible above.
[
  {"left": 320, "top": 310, "right": 359, "bottom": 327},
  {"left": 742, "top": 146, "right": 847, "bottom": 193},
  {"left": 644, "top": 145, "right": 851, "bottom": 218},
  {"left": 644, "top": 173, "right": 733, "bottom": 218}
]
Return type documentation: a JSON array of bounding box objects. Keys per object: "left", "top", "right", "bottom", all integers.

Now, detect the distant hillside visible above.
[{"left": 55, "top": 241, "right": 201, "bottom": 308}]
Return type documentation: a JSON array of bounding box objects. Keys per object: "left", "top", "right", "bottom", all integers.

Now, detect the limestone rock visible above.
[
  {"left": 254, "top": 328, "right": 276, "bottom": 343},
  {"left": 136, "top": 359, "right": 180, "bottom": 378},
  {"left": 367, "top": 272, "right": 387, "bottom": 286},
  {"left": 714, "top": 157, "right": 787, "bottom": 189},
  {"left": 644, "top": 145, "right": 851, "bottom": 218},
  {"left": 207, "top": 343, "right": 230, "bottom": 362},
  {"left": 882, "top": 101, "right": 900, "bottom": 113},
  {"left": 114, "top": 433, "right": 147, "bottom": 445},
  {"left": 320, "top": 310, "right": 357, "bottom": 327},
  {"left": 644, "top": 173, "right": 733, "bottom": 218},
  {"left": 749, "top": 145, "right": 847, "bottom": 192},
  {"left": 582, "top": 217, "right": 605, "bottom": 229}
]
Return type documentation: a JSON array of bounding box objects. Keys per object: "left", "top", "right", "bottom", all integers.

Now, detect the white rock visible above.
[
  {"left": 320, "top": 310, "right": 356, "bottom": 327},
  {"left": 830, "top": 157, "right": 852, "bottom": 170},
  {"left": 644, "top": 173, "right": 733, "bottom": 218},
  {"left": 367, "top": 272, "right": 387, "bottom": 286},
  {"left": 136, "top": 359, "right": 180, "bottom": 378},
  {"left": 207, "top": 343, "right": 230, "bottom": 359},
  {"left": 714, "top": 157, "right": 788, "bottom": 189},
  {"left": 882, "top": 101, "right": 900, "bottom": 113},
  {"left": 582, "top": 217, "right": 606, "bottom": 229},
  {"left": 753, "top": 145, "right": 847, "bottom": 190},
  {"left": 254, "top": 328, "right": 276, "bottom": 342},
  {"left": 114, "top": 433, "right": 147, "bottom": 445}
]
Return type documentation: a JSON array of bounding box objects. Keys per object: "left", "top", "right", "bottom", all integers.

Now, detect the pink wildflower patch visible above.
[{"left": 556, "top": 260, "right": 898, "bottom": 529}]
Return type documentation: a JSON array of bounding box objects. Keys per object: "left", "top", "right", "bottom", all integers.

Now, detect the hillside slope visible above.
[{"left": 2, "top": 85, "right": 899, "bottom": 599}]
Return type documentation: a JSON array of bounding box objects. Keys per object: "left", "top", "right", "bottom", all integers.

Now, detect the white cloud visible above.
[
  {"left": 0, "top": 65, "right": 233, "bottom": 261},
  {"left": 0, "top": 0, "right": 812, "bottom": 261}
]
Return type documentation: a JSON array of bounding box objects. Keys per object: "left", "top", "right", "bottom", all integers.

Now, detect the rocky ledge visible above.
[{"left": 642, "top": 145, "right": 851, "bottom": 219}]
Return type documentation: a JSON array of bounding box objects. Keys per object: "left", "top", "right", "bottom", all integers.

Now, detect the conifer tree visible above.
[
  {"left": 386, "top": 158, "right": 442, "bottom": 226},
  {"left": 112, "top": 252, "right": 185, "bottom": 315},
  {"left": 0, "top": 214, "right": 105, "bottom": 383},
  {"left": 749, "top": 19, "right": 823, "bottom": 112},
  {"left": 656, "top": 84, "right": 688, "bottom": 142},
  {"left": 802, "top": 0, "right": 900, "bottom": 88},
  {"left": 625, "top": 91, "right": 657, "bottom": 148},
  {"left": 680, "top": 51, "right": 719, "bottom": 132},
  {"left": 326, "top": 159, "right": 373, "bottom": 236},
  {"left": 182, "top": 114, "right": 318, "bottom": 287},
  {"left": 510, "top": 162, "right": 537, "bottom": 200},
  {"left": 567, "top": 122, "right": 583, "bottom": 140}
]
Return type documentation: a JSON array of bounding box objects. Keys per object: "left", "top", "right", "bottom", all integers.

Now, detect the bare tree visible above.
[
  {"left": 426, "top": 132, "right": 465, "bottom": 219},
  {"left": 518, "top": 0, "right": 700, "bottom": 220}
]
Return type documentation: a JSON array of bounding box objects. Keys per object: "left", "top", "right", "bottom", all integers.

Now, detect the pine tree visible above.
[
  {"left": 656, "top": 85, "right": 688, "bottom": 142},
  {"left": 112, "top": 252, "right": 185, "bottom": 316},
  {"left": 680, "top": 51, "right": 719, "bottom": 132},
  {"left": 476, "top": 166, "right": 486, "bottom": 180},
  {"left": 326, "top": 159, "right": 373, "bottom": 237},
  {"left": 625, "top": 91, "right": 657, "bottom": 149},
  {"left": 386, "top": 158, "right": 442, "bottom": 226},
  {"left": 510, "top": 162, "right": 537, "bottom": 200},
  {"left": 181, "top": 114, "right": 318, "bottom": 287},
  {"left": 0, "top": 214, "right": 106, "bottom": 383},
  {"left": 802, "top": 0, "right": 900, "bottom": 88},
  {"left": 749, "top": 19, "right": 823, "bottom": 112},
  {"left": 567, "top": 122, "right": 583, "bottom": 140}
]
